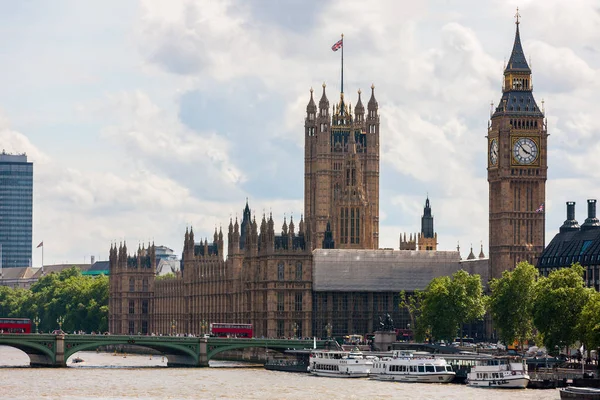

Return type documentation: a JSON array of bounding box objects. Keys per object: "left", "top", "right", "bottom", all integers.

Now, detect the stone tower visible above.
[
  {"left": 418, "top": 197, "right": 437, "bottom": 251},
  {"left": 488, "top": 15, "right": 547, "bottom": 279},
  {"left": 304, "top": 84, "right": 380, "bottom": 250}
]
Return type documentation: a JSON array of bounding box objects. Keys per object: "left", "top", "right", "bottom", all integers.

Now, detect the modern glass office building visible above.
[{"left": 0, "top": 152, "right": 33, "bottom": 268}]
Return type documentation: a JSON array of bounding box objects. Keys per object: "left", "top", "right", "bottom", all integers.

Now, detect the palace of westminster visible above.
[{"left": 108, "top": 19, "right": 552, "bottom": 339}]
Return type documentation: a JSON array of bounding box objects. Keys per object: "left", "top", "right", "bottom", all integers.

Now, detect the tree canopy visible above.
[
  {"left": 488, "top": 261, "right": 538, "bottom": 348},
  {"left": 532, "top": 263, "right": 592, "bottom": 354},
  {"left": 0, "top": 267, "right": 108, "bottom": 333},
  {"left": 417, "top": 270, "right": 485, "bottom": 342}
]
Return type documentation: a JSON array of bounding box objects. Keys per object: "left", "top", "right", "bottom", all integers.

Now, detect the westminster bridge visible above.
[{"left": 0, "top": 334, "right": 328, "bottom": 367}]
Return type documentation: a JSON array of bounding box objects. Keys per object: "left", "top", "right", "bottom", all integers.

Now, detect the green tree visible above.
[
  {"left": 578, "top": 290, "right": 600, "bottom": 353},
  {"left": 488, "top": 261, "right": 538, "bottom": 350},
  {"left": 7, "top": 267, "right": 110, "bottom": 333},
  {"left": 398, "top": 290, "right": 423, "bottom": 341},
  {"left": 417, "top": 270, "right": 486, "bottom": 342},
  {"left": 532, "top": 263, "right": 591, "bottom": 355}
]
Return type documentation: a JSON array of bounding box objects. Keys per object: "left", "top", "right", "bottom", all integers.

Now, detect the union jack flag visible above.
[
  {"left": 535, "top": 203, "right": 544, "bottom": 213},
  {"left": 331, "top": 38, "right": 343, "bottom": 52}
]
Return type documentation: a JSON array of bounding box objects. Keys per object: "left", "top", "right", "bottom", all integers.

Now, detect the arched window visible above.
[
  {"left": 142, "top": 278, "right": 148, "bottom": 292},
  {"left": 295, "top": 262, "right": 303, "bottom": 281},
  {"left": 129, "top": 278, "right": 135, "bottom": 292},
  {"left": 278, "top": 262, "right": 285, "bottom": 281}
]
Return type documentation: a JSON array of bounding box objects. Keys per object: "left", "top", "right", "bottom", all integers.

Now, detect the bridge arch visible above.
[{"left": 0, "top": 336, "right": 56, "bottom": 367}]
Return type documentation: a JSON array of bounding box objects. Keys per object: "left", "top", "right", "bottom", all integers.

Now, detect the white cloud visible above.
[{"left": 2, "top": 0, "right": 600, "bottom": 265}]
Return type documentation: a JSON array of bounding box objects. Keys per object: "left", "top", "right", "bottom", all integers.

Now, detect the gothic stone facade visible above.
[
  {"left": 488, "top": 20, "right": 547, "bottom": 279},
  {"left": 109, "top": 205, "right": 314, "bottom": 338},
  {"left": 304, "top": 85, "right": 380, "bottom": 250}
]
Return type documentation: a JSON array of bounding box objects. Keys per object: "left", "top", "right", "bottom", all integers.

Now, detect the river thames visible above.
[{"left": 0, "top": 346, "right": 560, "bottom": 400}]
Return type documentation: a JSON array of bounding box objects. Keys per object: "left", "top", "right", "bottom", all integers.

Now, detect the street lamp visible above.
[
  {"left": 33, "top": 315, "right": 40, "bottom": 334},
  {"left": 56, "top": 316, "right": 64, "bottom": 333},
  {"left": 171, "top": 319, "right": 177, "bottom": 336},
  {"left": 292, "top": 322, "right": 299, "bottom": 339},
  {"left": 201, "top": 319, "right": 207, "bottom": 335},
  {"left": 407, "top": 323, "right": 411, "bottom": 342}
]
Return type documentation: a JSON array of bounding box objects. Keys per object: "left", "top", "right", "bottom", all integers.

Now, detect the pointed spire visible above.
[
  {"left": 298, "top": 214, "right": 305, "bottom": 235},
  {"left": 319, "top": 82, "right": 329, "bottom": 112},
  {"left": 467, "top": 244, "right": 476, "bottom": 260},
  {"left": 479, "top": 242, "right": 485, "bottom": 259},
  {"left": 289, "top": 215, "right": 295, "bottom": 236},
  {"left": 355, "top": 89, "right": 364, "bottom": 114},
  {"left": 505, "top": 9, "right": 531, "bottom": 73},
  {"left": 282, "top": 216, "right": 288, "bottom": 235},
  {"left": 306, "top": 87, "right": 317, "bottom": 113},
  {"left": 368, "top": 84, "right": 378, "bottom": 109}
]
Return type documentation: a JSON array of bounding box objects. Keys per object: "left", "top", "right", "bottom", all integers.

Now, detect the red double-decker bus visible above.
[
  {"left": 0, "top": 318, "right": 32, "bottom": 333},
  {"left": 210, "top": 323, "right": 253, "bottom": 338}
]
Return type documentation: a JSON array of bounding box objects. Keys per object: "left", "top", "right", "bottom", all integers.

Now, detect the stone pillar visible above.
[{"left": 373, "top": 331, "right": 396, "bottom": 352}]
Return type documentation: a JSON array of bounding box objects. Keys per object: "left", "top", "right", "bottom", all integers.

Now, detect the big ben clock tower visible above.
[{"left": 488, "top": 12, "right": 547, "bottom": 279}]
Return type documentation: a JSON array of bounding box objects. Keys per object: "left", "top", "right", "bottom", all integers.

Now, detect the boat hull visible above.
[
  {"left": 560, "top": 387, "right": 600, "bottom": 400},
  {"left": 371, "top": 373, "right": 455, "bottom": 383},
  {"left": 310, "top": 370, "right": 369, "bottom": 378},
  {"left": 467, "top": 376, "right": 530, "bottom": 389}
]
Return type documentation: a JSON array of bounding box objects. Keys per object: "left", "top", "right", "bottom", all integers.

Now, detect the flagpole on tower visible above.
[{"left": 341, "top": 33, "right": 344, "bottom": 94}]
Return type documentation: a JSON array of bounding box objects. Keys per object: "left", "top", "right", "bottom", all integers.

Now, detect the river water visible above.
[{"left": 0, "top": 346, "right": 560, "bottom": 400}]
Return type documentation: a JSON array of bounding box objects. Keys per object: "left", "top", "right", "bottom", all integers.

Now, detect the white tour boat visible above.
[
  {"left": 309, "top": 349, "right": 374, "bottom": 378},
  {"left": 370, "top": 351, "right": 456, "bottom": 383},
  {"left": 467, "top": 357, "right": 530, "bottom": 388}
]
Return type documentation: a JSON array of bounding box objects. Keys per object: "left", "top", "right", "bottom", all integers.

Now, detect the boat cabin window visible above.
[
  {"left": 418, "top": 366, "right": 425, "bottom": 373},
  {"left": 435, "top": 366, "right": 445, "bottom": 372},
  {"left": 445, "top": 366, "right": 452, "bottom": 372},
  {"left": 426, "top": 365, "right": 435, "bottom": 373}
]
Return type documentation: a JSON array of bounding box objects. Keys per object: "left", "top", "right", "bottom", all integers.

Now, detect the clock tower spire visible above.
[{"left": 488, "top": 12, "right": 548, "bottom": 279}]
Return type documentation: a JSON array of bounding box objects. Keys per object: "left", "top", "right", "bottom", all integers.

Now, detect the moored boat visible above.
[
  {"left": 309, "top": 349, "right": 373, "bottom": 378},
  {"left": 370, "top": 351, "right": 455, "bottom": 383},
  {"left": 467, "top": 357, "right": 529, "bottom": 388},
  {"left": 560, "top": 387, "right": 600, "bottom": 400}
]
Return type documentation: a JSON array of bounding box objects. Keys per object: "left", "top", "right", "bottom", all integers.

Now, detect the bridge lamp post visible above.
[
  {"left": 407, "top": 323, "right": 411, "bottom": 343},
  {"left": 201, "top": 319, "right": 207, "bottom": 335},
  {"left": 56, "top": 316, "right": 64, "bottom": 333},
  {"left": 325, "top": 323, "right": 332, "bottom": 339},
  {"left": 292, "top": 322, "right": 299, "bottom": 339},
  {"left": 171, "top": 319, "right": 177, "bottom": 336},
  {"left": 33, "top": 315, "right": 40, "bottom": 334}
]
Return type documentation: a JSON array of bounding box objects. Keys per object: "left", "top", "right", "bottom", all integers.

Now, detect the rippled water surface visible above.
[{"left": 0, "top": 346, "right": 560, "bottom": 400}]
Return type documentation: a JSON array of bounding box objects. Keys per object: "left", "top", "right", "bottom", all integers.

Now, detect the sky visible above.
[{"left": 1, "top": 0, "right": 599, "bottom": 266}]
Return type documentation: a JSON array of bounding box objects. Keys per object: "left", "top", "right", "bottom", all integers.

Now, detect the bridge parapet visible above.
[{"left": 0, "top": 334, "right": 328, "bottom": 368}]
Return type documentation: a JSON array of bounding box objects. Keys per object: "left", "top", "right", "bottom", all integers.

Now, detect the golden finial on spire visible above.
[
  {"left": 310, "top": 87, "right": 313, "bottom": 94},
  {"left": 322, "top": 82, "right": 326, "bottom": 88},
  {"left": 358, "top": 89, "right": 361, "bottom": 95},
  {"left": 371, "top": 83, "right": 375, "bottom": 90},
  {"left": 515, "top": 7, "right": 521, "bottom": 24}
]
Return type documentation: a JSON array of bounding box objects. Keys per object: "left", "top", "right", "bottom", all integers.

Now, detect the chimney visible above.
[
  {"left": 560, "top": 201, "right": 580, "bottom": 233},
  {"left": 91, "top": 255, "right": 96, "bottom": 264},
  {"left": 581, "top": 199, "right": 600, "bottom": 231}
]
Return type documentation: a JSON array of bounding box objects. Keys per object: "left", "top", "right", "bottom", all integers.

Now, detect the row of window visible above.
[
  {"left": 129, "top": 277, "right": 149, "bottom": 292},
  {"left": 128, "top": 300, "right": 149, "bottom": 314},
  {"left": 277, "top": 292, "right": 303, "bottom": 311},
  {"left": 277, "top": 262, "right": 303, "bottom": 281}
]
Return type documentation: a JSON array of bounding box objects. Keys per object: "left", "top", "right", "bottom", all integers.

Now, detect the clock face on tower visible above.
[
  {"left": 512, "top": 137, "right": 539, "bottom": 165},
  {"left": 489, "top": 138, "right": 498, "bottom": 166}
]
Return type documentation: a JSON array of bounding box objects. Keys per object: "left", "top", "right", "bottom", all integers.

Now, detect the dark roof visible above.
[
  {"left": 492, "top": 91, "right": 543, "bottom": 118},
  {"left": 89, "top": 261, "right": 109, "bottom": 271},
  {"left": 537, "top": 228, "right": 600, "bottom": 269},
  {"left": 505, "top": 23, "right": 531, "bottom": 73}
]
